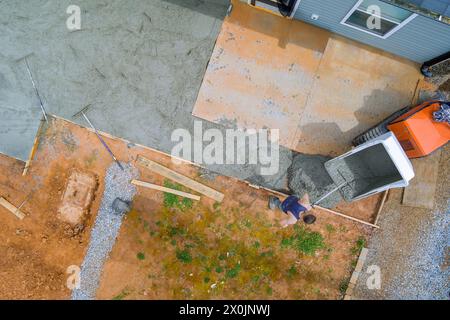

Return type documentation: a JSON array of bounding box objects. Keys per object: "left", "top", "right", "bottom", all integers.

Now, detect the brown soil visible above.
[{"left": 0, "top": 116, "right": 373, "bottom": 299}]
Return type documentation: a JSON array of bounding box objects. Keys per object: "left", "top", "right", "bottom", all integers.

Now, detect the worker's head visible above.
[{"left": 303, "top": 214, "right": 316, "bottom": 225}]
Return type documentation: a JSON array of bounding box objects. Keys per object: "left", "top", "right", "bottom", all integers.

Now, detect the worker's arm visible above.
[{"left": 280, "top": 212, "right": 298, "bottom": 228}]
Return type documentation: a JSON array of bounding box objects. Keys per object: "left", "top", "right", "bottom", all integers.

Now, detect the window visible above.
[{"left": 341, "top": 0, "right": 417, "bottom": 39}]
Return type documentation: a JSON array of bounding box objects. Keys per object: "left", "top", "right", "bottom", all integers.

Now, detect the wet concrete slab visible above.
[
  {"left": 0, "top": 0, "right": 229, "bottom": 161},
  {"left": 0, "top": 62, "right": 42, "bottom": 161}
]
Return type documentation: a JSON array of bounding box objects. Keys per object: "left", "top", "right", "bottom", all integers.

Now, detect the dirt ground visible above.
[{"left": 0, "top": 117, "right": 377, "bottom": 299}]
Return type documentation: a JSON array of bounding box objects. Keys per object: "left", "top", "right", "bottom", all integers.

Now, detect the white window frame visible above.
[{"left": 340, "top": 0, "right": 418, "bottom": 39}]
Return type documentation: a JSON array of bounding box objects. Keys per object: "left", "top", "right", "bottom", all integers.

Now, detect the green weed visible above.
[
  {"left": 281, "top": 225, "right": 325, "bottom": 256},
  {"left": 137, "top": 252, "right": 145, "bottom": 260},
  {"left": 176, "top": 249, "right": 193, "bottom": 263}
]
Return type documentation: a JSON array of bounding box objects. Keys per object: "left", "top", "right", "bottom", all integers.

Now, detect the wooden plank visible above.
[
  {"left": 315, "top": 205, "right": 380, "bottom": 229},
  {"left": 374, "top": 190, "right": 389, "bottom": 226},
  {"left": 402, "top": 150, "right": 441, "bottom": 209},
  {"left": 131, "top": 180, "right": 200, "bottom": 201},
  {"left": 0, "top": 197, "right": 26, "bottom": 220},
  {"left": 23, "top": 119, "right": 45, "bottom": 176},
  {"left": 136, "top": 155, "right": 224, "bottom": 202}
]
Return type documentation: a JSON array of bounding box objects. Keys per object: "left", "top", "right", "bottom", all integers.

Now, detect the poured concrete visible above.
[
  {"left": 0, "top": 0, "right": 229, "bottom": 160},
  {"left": 0, "top": 62, "right": 42, "bottom": 161}
]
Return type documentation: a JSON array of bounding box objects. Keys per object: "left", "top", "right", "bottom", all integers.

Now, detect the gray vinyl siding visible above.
[{"left": 293, "top": 0, "right": 450, "bottom": 62}]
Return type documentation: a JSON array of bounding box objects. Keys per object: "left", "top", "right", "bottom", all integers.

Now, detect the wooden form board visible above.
[
  {"left": 402, "top": 150, "right": 441, "bottom": 209},
  {"left": 0, "top": 197, "right": 25, "bottom": 220},
  {"left": 132, "top": 180, "right": 201, "bottom": 201},
  {"left": 136, "top": 156, "right": 224, "bottom": 202}
]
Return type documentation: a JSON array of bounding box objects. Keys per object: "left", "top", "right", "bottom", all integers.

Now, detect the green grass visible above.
[
  {"left": 281, "top": 225, "right": 325, "bottom": 256},
  {"left": 225, "top": 263, "right": 241, "bottom": 279},
  {"left": 339, "top": 278, "right": 350, "bottom": 295},
  {"left": 325, "top": 224, "right": 335, "bottom": 233},
  {"left": 351, "top": 237, "right": 366, "bottom": 255},
  {"left": 163, "top": 180, "right": 194, "bottom": 210},
  {"left": 287, "top": 265, "right": 297, "bottom": 278},
  {"left": 137, "top": 252, "right": 145, "bottom": 260},
  {"left": 176, "top": 249, "right": 193, "bottom": 263},
  {"left": 213, "top": 202, "right": 221, "bottom": 210},
  {"left": 112, "top": 289, "right": 130, "bottom": 300}
]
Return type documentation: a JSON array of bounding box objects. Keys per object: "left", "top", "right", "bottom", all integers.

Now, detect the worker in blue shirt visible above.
[{"left": 269, "top": 194, "right": 316, "bottom": 227}]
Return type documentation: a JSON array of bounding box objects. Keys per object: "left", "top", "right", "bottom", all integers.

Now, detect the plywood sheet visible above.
[
  {"left": 402, "top": 150, "right": 442, "bottom": 209},
  {"left": 296, "top": 36, "right": 421, "bottom": 156},
  {"left": 192, "top": 0, "right": 330, "bottom": 150}
]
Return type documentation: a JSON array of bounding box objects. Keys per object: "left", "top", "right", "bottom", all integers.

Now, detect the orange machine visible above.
[{"left": 353, "top": 101, "right": 450, "bottom": 158}]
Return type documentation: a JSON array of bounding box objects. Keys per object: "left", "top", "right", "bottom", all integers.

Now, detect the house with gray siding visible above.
[{"left": 251, "top": 0, "right": 450, "bottom": 63}]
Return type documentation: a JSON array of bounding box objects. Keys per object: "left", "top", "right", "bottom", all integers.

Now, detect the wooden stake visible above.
[
  {"left": 0, "top": 197, "right": 26, "bottom": 220},
  {"left": 131, "top": 180, "right": 200, "bottom": 201},
  {"left": 23, "top": 119, "right": 45, "bottom": 176}
]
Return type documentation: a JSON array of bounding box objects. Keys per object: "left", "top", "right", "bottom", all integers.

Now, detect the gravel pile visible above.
[
  {"left": 354, "top": 146, "right": 449, "bottom": 300},
  {"left": 72, "top": 162, "right": 138, "bottom": 300},
  {"left": 386, "top": 206, "right": 449, "bottom": 299}
]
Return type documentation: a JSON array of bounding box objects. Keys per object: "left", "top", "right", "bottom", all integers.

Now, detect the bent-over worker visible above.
[{"left": 269, "top": 194, "right": 316, "bottom": 227}]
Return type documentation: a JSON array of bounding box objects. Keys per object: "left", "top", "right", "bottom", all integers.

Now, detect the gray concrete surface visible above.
[
  {"left": 0, "top": 60, "right": 43, "bottom": 161},
  {"left": 0, "top": 0, "right": 229, "bottom": 159},
  {"left": 0, "top": 0, "right": 295, "bottom": 191}
]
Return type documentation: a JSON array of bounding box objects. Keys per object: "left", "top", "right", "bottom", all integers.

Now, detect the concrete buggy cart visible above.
[{"left": 321, "top": 132, "right": 414, "bottom": 203}]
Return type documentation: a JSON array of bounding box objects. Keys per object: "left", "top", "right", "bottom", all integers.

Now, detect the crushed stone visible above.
[{"left": 71, "top": 162, "right": 138, "bottom": 300}]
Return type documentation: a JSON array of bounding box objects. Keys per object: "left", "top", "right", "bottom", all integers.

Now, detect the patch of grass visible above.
[
  {"left": 225, "top": 263, "right": 241, "bottom": 279},
  {"left": 287, "top": 265, "right": 297, "bottom": 278},
  {"left": 163, "top": 180, "right": 194, "bottom": 210},
  {"left": 281, "top": 225, "right": 325, "bottom": 256},
  {"left": 253, "top": 241, "right": 260, "bottom": 249},
  {"left": 213, "top": 202, "right": 221, "bottom": 210},
  {"left": 215, "top": 266, "right": 224, "bottom": 273},
  {"left": 112, "top": 289, "right": 130, "bottom": 300},
  {"left": 351, "top": 237, "right": 366, "bottom": 255},
  {"left": 176, "top": 249, "right": 193, "bottom": 263},
  {"left": 325, "top": 224, "right": 335, "bottom": 233},
  {"left": 339, "top": 278, "right": 350, "bottom": 295},
  {"left": 137, "top": 252, "right": 145, "bottom": 260}
]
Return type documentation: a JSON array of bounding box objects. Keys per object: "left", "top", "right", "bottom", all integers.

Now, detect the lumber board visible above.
[
  {"left": 0, "top": 197, "right": 25, "bottom": 220},
  {"left": 132, "top": 180, "right": 200, "bottom": 201},
  {"left": 402, "top": 150, "right": 441, "bottom": 209},
  {"left": 23, "top": 119, "right": 45, "bottom": 176},
  {"left": 136, "top": 155, "right": 224, "bottom": 202},
  {"left": 374, "top": 190, "right": 389, "bottom": 226},
  {"left": 315, "top": 205, "right": 379, "bottom": 229}
]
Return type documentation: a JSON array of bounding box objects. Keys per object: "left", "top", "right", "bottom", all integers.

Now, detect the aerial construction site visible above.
[{"left": 0, "top": 0, "right": 449, "bottom": 302}]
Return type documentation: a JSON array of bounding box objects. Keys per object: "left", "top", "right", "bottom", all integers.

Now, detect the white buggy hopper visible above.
[{"left": 324, "top": 132, "right": 415, "bottom": 202}]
